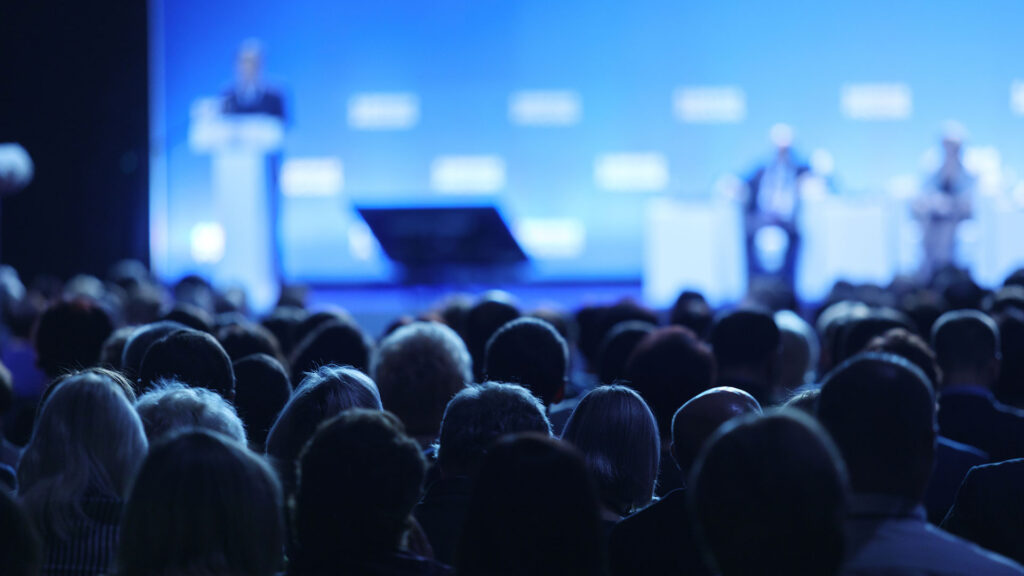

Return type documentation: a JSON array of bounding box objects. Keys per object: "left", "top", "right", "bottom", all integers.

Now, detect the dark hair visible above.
[
  {"left": 561, "top": 385, "right": 660, "bottom": 515},
  {"left": 624, "top": 326, "right": 716, "bottom": 438},
  {"left": 98, "top": 326, "right": 135, "bottom": 370},
  {"left": 33, "top": 298, "right": 114, "bottom": 377},
  {"left": 817, "top": 353, "right": 936, "bottom": 500},
  {"left": 464, "top": 296, "right": 521, "bottom": 382},
  {"left": 0, "top": 489, "right": 41, "bottom": 576},
  {"left": 931, "top": 310, "right": 1000, "bottom": 376},
  {"left": 162, "top": 302, "right": 214, "bottom": 333},
  {"left": 292, "top": 409, "right": 425, "bottom": 570},
  {"left": 138, "top": 330, "right": 236, "bottom": 399},
  {"left": 458, "top": 434, "right": 607, "bottom": 576},
  {"left": 835, "top": 310, "right": 913, "bottom": 364},
  {"left": 119, "top": 320, "right": 191, "bottom": 383},
  {"left": 437, "top": 382, "right": 551, "bottom": 477},
  {"left": 233, "top": 353, "right": 292, "bottom": 450},
  {"left": 484, "top": 317, "right": 568, "bottom": 405},
  {"left": 669, "top": 290, "right": 714, "bottom": 338},
  {"left": 709, "top": 307, "right": 780, "bottom": 370},
  {"left": 690, "top": 411, "right": 848, "bottom": 576},
  {"left": 289, "top": 319, "right": 372, "bottom": 384},
  {"left": 596, "top": 320, "right": 656, "bottom": 386},
  {"left": 260, "top": 306, "right": 307, "bottom": 358},
  {"left": 217, "top": 322, "right": 285, "bottom": 366},
  {"left": 865, "top": 328, "right": 942, "bottom": 389},
  {"left": 372, "top": 322, "right": 471, "bottom": 440},
  {"left": 670, "top": 386, "right": 762, "bottom": 478},
  {"left": 576, "top": 301, "right": 659, "bottom": 373},
  {"left": 995, "top": 309, "right": 1024, "bottom": 407},
  {"left": 118, "top": 430, "right": 284, "bottom": 576},
  {"left": 265, "top": 365, "right": 381, "bottom": 495},
  {"left": 37, "top": 367, "right": 137, "bottom": 415}
]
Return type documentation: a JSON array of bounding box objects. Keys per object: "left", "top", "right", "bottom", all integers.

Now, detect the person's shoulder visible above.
[
  {"left": 965, "top": 457, "right": 1024, "bottom": 486},
  {"left": 612, "top": 489, "right": 687, "bottom": 539},
  {"left": 937, "top": 435, "right": 989, "bottom": 461}
]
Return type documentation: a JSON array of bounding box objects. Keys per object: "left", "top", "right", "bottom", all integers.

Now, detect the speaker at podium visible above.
[{"left": 189, "top": 98, "right": 283, "bottom": 311}]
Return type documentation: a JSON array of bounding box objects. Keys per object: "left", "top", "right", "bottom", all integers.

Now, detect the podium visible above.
[{"left": 189, "top": 103, "right": 282, "bottom": 311}]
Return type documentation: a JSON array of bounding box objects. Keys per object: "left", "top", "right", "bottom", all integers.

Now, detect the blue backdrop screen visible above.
[{"left": 149, "top": 0, "right": 1024, "bottom": 285}]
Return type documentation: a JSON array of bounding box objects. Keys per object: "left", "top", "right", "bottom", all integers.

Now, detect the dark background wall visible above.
[{"left": 0, "top": 1, "right": 149, "bottom": 283}]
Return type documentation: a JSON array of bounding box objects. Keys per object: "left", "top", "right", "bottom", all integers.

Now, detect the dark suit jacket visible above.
[
  {"left": 608, "top": 489, "right": 712, "bottom": 576},
  {"left": 413, "top": 476, "right": 473, "bottom": 566},
  {"left": 938, "top": 389, "right": 1024, "bottom": 462},
  {"left": 744, "top": 162, "right": 810, "bottom": 228},
  {"left": 223, "top": 87, "right": 286, "bottom": 120},
  {"left": 926, "top": 436, "right": 988, "bottom": 524},
  {"left": 942, "top": 458, "right": 1024, "bottom": 565}
]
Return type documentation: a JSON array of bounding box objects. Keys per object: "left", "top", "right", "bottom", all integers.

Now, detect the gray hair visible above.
[
  {"left": 372, "top": 322, "right": 471, "bottom": 438},
  {"left": 18, "top": 371, "right": 148, "bottom": 539},
  {"left": 135, "top": 380, "right": 246, "bottom": 444},
  {"left": 436, "top": 382, "right": 551, "bottom": 475}
]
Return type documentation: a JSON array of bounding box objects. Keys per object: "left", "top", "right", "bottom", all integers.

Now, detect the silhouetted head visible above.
[
  {"left": 709, "top": 308, "right": 780, "bottom": 402},
  {"left": 670, "top": 290, "right": 714, "bottom": 338},
  {"left": 265, "top": 365, "right": 381, "bottom": 495},
  {"left": 835, "top": 309, "right": 913, "bottom": 364},
  {"left": 120, "top": 320, "right": 191, "bottom": 383},
  {"left": 691, "top": 410, "right": 848, "bottom": 576},
  {"left": 217, "top": 322, "right": 285, "bottom": 366},
  {"left": 596, "top": 320, "right": 656, "bottom": 386},
  {"left": 33, "top": 298, "right": 114, "bottom": 377},
  {"left": 561, "top": 385, "right": 660, "bottom": 516},
  {"left": 437, "top": 382, "right": 551, "bottom": 478},
  {"left": 162, "top": 302, "right": 214, "bottom": 333},
  {"left": 373, "top": 322, "right": 471, "bottom": 442},
  {"left": 138, "top": 330, "right": 235, "bottom": 400},
  {"left": 233, "top": 353, "right": 292, "bottom": 451},
  {"left": 260, "top": 306, "right": 307, "bottom": 358},
  {"left": 289, "top": 319, "right": 372, "bottom": 384},
  {"left": 624, "top": 326, "right": 716, "bottom": 440},
  {"left": 865, "top": 328, "right": 942, "bottom": 389},
  {"left": 98, "top": 326, "right": 135, "bottom": 370},
  {"left": 577, "top": 300, "right": 659, "bottom": 373},
  {"left": 485, "top": 317, "right": 568, "bottom": 406},
  {"left": 818, "top": 353, "right": 936, "bottom": 500},
  {"left": 464, "top": 296, "right": 521, "bottom": 382},
  {"left": 18, "top": 371, "right": 147, "bottom": 539},
  {"left": 292, "top": 410, "right": 425, "bottom": 570},
  {"left": 119, "top": 430, "right": 284, "bottom": 576},
  {"left": 931, "top": 310, "right": 1000, "bottom": 389},
  {"left": 135, "top": 381, "right": 247, "bottom": 444},
  {"left": 671, "top": 386, "right": 762, "bottom": 479},
  {"left": 774, "top": 310, "right": 818, "bottom": 392},
  {"left": 458, "top": 434, "right": 606, "bottom": 576}
]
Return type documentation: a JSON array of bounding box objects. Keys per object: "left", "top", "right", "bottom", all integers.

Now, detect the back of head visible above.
[
  {"left": 139, "top": 330, "right": 236, "bottom": 399},
  {"left": 119, "top": 430, "right": 284, "bottom": 576},
  {"left": 18, "top": 371, "right": 148, "bottom": 538},
  {"left": 99, "top": 326, "right": 135, "bottom": 370},
  {"left": 33, "top": 298, "right": 114, "bottom": 377},
  {"left": 293, "top": 409, "right": 425, "bottom": 569},
  {"left": 709, "top": 308, "right": 780, "bottom": 399},
  {"left": 437, "top": 382, "right": 551, "bottom": 477},
  {"left": 135, "top": 381, "right": 247, "bottom": 444},
  {"left": 624, "top": 326, "right": 716, "bottom": 439},
  {"left": 774, "top": 310, "right": 819, "bottom": 392},
  {"left": 836, "top": 310, "right": 913, "bottom": 364},
  {"left": 995, "top": 309, "right": 1024, "bottom": 405},
  {"left": 865, "top": 328, "right": 942, "bottom": 389},
  {"left": 458, "top": 434, "right": 606, "bottom": 576},
  {"left": 484, "top": 317, "right": 568, "bottom": 405},
  {"left": 817, "top": 353, "right": 936, "bottom": 500},
  {"left": 120, "top": 320, "right": 190, "bottom": 382},
  {"left": 596, "top": 320, "right": 656, "bottom": 386},
  {"left": 670, "top": 290, "right": 714, "bottom": 338},
  {"left": 373, "top": 322, "right": 471, "bottom": 441},
  {"left": 691, "top": 411, "right": 848, "bottom": 576},
  {"left": 464, "top": 297, "right": 521, "bottom": 382},
  {"left": 0, "top": 489, "right": 41, "bottom": 576},
  {"left": 931, "top": 310, "right": 1000, "bottom": 385},
  {"left": 233, "top": 353, "right": 292, "bottom": 450},
  {"left": 217, "top": 322, "right": 285, "bottom": 366},
  {"left": 671, "top": 386, "right": 762, "bottom": 479},
  {"left": 265, "top": 365, "right": 381, "bottom": 492},
  {"left": 288, "top": 319, "right": 372, "bottom": 384},
  {"left": 562, "top": 386, "right": 660, "bottom": 515},
  {"left": 260, "top": 306, "right": 307, "bottom": 358},
  {"left": 577, "top": 300, "right": 659, "bottom": 373}
]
